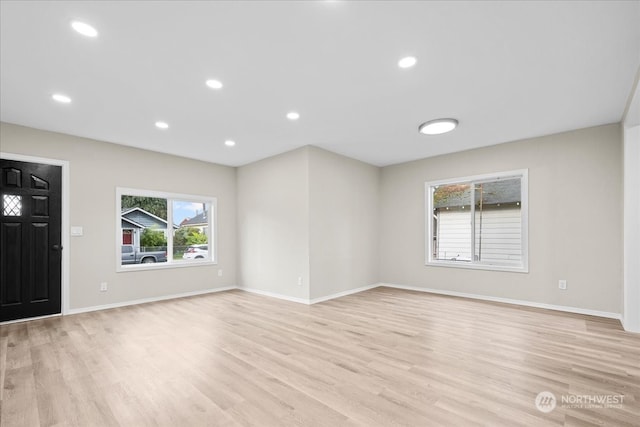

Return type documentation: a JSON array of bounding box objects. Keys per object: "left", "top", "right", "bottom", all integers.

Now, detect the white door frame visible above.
[
  {"left": 623, "top": 126, "right": 640, "bottom": 333},
  {"left": 0, "top": 152, "right": 70, "bottom": 315}
]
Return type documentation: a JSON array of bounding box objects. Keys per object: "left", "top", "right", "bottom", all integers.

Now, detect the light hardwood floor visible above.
[{"left": 1, "top": 287, "right": 639, "bottom": 426}]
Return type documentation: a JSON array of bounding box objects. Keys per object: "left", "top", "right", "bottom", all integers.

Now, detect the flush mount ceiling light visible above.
[
  {"left": 398, "top": 56, "right": 417, "bottom": 68},
  {"left": 71, "top": 21, "right": 98, "bottom": 37},
  {"left": 206, "top": 79, "right": 223, "bottom": 89},
  {"left": 419, "top": 118, "right": 458, "bottom": 135},
  {"left": 155, "top": 121, "right": 169, "bottom": 129},
  {"left": 224, "top": 140, "right": 236, "bottom": 147},
  {"left": 286, "top": 111, "right": 300, "bottom": 120},
  {"left": 51, "top": 93, "right": 71, "bottom": 103}
]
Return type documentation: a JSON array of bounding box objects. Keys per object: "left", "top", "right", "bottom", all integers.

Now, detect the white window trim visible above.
[
  {"left": 116, "top": 187, "right": 218, "bottom": 272},
  {"left": 425, "top": 169, "right": 529, "bottom": 273}
]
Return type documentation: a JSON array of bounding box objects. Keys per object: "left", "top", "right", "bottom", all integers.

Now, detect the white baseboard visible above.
[
  {"left": 0, "top": 313, "right": 62, "bottom": 325},
  {"left": 309, "top": 283, "right": 382, "bottom": 304},
  {"left": 65, "top": 286, "right": 237, "bottom": 315},
  {"left": 380, "top": 283, "right": 622, "bottom": 320},
  {"left": 10, "top": 282, "right": 622, "bottom": 324},
  {"left": 238, "top": 287, "right": 309, "bottom": 304},
  {"left": 240, "top": 283, "right": 382, "bottom": 305},
  {"left": 620, "top": 316, "right": 640, "bottom": 333}
]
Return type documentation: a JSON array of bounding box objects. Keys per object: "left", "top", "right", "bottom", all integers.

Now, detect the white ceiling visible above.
[{"left": 1, "top": 1, "right": 639, "bottom": 167}]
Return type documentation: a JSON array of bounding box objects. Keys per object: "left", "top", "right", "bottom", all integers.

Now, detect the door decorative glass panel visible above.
[{"left": 2, "top": 194, "right": 22, "bottom": 216}]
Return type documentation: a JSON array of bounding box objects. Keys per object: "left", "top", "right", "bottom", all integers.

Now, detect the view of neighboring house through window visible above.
[
  {"left": 426, "top": 170, "right": 528, "bottom": 272},
  {"left": 116, "top": 188, "right": 216, "bottom": 270},
  {"left": 172, "top": 200, "right": 210, "bottom": 262}
]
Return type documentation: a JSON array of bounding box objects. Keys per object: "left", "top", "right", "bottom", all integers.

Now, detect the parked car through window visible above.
[{"left": 182, "top": 244, "right": 209, "bottom": 260}]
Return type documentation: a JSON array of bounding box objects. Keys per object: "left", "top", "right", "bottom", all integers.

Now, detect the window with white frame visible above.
[
  {"left": 116, "top": 188, "right": 216, "bottom": 271},
  {"left": 425, "top": 170, "right": 528, "bottom": 272}
]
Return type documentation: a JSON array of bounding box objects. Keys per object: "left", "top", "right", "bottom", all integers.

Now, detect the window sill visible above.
[
  {"left": 117, "top": 260, "right": 217, "bottom": 273},
  {"left": 426, "top": 260, "right": 528, "bottom": 273}
]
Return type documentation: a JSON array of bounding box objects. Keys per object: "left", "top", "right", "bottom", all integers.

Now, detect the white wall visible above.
[
  {"left": 379, "top": 124, "right": 623, "bottom": 314},
  {"left": 623, "top": 125, "right": 640, "bottom": 332},
  {"left": 0, "top": 122, "right": 237, "bottom": 310},
  {"left": 236, "top": 147, "right": 310, "bottom": 300},
  {"left": 622, "top": 68, "right": 640, "bottom": 333},
  {"left": 308, "top": 146, "right": 379, "bottom": 300},
  {"left": 1, "top": 120, "right": 630, "bottom": 321},
  {"left": 236, "top": 146, "right": 380, "bottom": 302}
]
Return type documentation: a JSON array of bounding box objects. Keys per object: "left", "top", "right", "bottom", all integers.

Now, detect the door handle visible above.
[{"left": 52, "top": 245, "right": 63, "bottom": 251}]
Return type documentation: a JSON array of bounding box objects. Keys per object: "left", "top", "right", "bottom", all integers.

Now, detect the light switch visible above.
[{"left": 71, "top": 226, "right": 83, "bottom": 237}]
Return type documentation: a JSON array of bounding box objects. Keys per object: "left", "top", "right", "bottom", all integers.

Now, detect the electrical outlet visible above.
[
  {"left": 100, "top": 282, "right": 108, "bottom": 292},
  {"left": 558, "top": 280, "right": 567, "bottom": 290},
  {"left": 297, "top": 276, "right": 303, "bottom": 286},
  {"left": 218, "top": 269, "right": 223, "bottom": 277}
]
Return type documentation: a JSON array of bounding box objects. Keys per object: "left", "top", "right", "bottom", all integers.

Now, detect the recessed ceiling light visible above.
[
  {"left": 398, "top": 56, "right": 417, "bottom": 68},
  {"left": 225, "top": 140, "right": 236, "bottom": 147},
  {"left": 155, "top": 121, "right": 169, "bottom": 129},
  {"left": 419, "top": 118, "right": 458, "bottom": 135},
  {"left": 286, "top": 112, "right": 300, "bottom": 120},
  {"left": 206, "top": 79, "right": 223, "bottom": 89},
  {"left": 51, "top": 93, "right": 71, "bottom": 104},
  {"left": 71, "top": 21, "right": 98, "bottom": 38}
]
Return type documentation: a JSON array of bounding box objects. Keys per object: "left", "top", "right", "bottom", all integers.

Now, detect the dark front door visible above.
[{"left": 1, "top": 159, "right": 62, "bottom": 322}]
